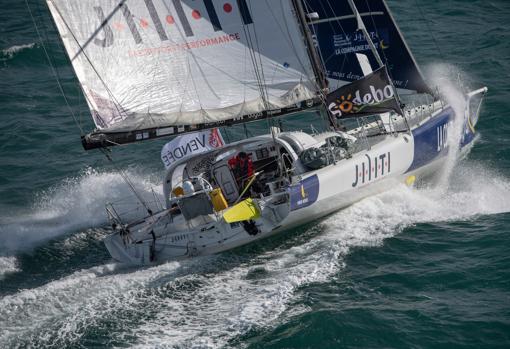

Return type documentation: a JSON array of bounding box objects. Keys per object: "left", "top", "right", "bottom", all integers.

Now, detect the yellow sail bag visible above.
[
  {"left": 223, "top": 198, "right": 260, "bottom": 223},
  {"left": 210, "top": 188, "right": 228, "bottom": 212}
]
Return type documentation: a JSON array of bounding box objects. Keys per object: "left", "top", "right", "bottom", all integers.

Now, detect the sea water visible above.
[{"left": 1, "top": 0, "right": 510, "bottom": 348}]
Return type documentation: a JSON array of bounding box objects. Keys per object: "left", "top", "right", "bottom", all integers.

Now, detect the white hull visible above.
[{"left": 104, "top": 91, "right": 486, "bottom": 265}]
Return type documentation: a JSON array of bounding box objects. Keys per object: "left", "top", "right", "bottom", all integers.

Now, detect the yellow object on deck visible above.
[
  {"left": 172, "top": 186, "right": 184, "bottom": 197},
  {"left": 210, "top": 188, "right": 229, "bottom": 212},
  {"left": 405, "top": 175, "right": 416, "bottom": 187},
  {"left": 223, "top": 198, "right": 260, "bottom": 223}
]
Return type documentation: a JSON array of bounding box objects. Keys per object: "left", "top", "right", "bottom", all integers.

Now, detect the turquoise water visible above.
[{"left": 1, "top": 0, "right": 510, "bottom": 347}]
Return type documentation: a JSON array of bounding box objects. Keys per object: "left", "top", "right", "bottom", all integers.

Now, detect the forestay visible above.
[
  {"left": 47, "top": 0, "right": 318, "bottom": 132},
  {"left": 305, "top": 0, "right": 432, "bottom": 94}
]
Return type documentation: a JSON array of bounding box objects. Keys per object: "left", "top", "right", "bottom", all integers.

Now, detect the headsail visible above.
[
  {"left": 305, "top": 0, "right": 433, "bottom": 94},
  {"left": 46, "top": 0, "right": 320, "bottom": 147}
]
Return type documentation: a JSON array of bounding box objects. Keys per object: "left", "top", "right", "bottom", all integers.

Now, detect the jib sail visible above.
[{"left": 305, "top": 0, "right": 432, "bottom": 94}]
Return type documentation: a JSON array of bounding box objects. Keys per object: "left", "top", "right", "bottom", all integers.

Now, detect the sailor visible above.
[{"left": 228, "top": 151, "right": 253, "bottom": 195}]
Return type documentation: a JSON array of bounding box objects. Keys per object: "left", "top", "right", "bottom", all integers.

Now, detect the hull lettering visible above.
[{"left": 352, "top": 152, "right": 391, "bottom": 187}]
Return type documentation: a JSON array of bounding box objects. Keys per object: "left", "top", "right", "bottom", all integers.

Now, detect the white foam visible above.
[
  {"left": 325, "top": 162, "right": 510, "bottom": 241},
  {"left": 0, "top": 261, "right": 182, "bottom": 348},
  {"left": 0, "top": 257, "right": 20, "bottom": 280},
  {"left": 129, "top": 239, "right": 346, "bottom": 348},
  {"left": 0, "top": 43, "right": 35, "bottom": 59},
  {"left": 426, "top": 63, "right": 474, "bottom": 189},
  {"left": 0, "top": 168, "right": 162, "bottom": 253}
]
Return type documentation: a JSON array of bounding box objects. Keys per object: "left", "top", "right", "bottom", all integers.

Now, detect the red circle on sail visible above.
[
  {"left": 140, "top": 18, "right": 149, "bottom": 28},
  {"left": 166, "top": 15, "right": 175, "bottom": 24},
  {"left": 223, "top": 3, "right": 232, "bottom": 13},
  {"left": 192, "top": 10, "right": 201, "bottom": 19}
]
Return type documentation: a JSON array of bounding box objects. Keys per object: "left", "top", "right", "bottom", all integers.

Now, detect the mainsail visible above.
[
  {"left": 46, "top": 0, "right": 322, "bottom": 148},
  {"left": 305, "top": 0, "right": 433, "bottom": 94}
]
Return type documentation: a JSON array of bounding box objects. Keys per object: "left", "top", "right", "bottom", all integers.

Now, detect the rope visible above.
[
  {"left": 234, "top": 172, "right": 260, "bottom": 204},
  {"left": 100, "top": 148, "right": 153, "bottom": 216},
  {"left": 25, "top": 0, "right": 84, "bottom": 134},
  {"left": 48, "top": 1, "right": 126, "bottom": 124},
  {"left": 239, "top": 9, "right": 269, "bottom": 109},
  {"left": 413, "top": 0, "right": 445, "bottom": 60}
]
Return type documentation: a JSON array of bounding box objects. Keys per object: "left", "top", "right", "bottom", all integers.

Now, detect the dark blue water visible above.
[{"left": 1, "top": 0, "right": 510, "bottom": 348}]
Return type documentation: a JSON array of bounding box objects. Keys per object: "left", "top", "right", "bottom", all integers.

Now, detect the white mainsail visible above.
[{"left": 47, "top": 0, "right": 319, "bottom": 131}]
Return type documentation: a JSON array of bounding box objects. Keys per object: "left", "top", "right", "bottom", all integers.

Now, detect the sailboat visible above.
[{"left": 44, "top": 0, "right": 487, "bottom": 265}]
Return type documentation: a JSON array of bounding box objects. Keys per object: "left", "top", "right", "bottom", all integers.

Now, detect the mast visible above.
[
  {"left": 346, "top": 0, "right": 384, "bottom": 68},
  {"left": 291, "top": 0, "right": 327, "bottom": 91},
  {"left": 346, "top": 0, "right": 405, "bottom": 120}
]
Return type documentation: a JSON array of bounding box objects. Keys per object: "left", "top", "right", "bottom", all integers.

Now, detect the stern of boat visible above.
[{"left": 104, "top": 232, "right": 151, "bottom": 265}]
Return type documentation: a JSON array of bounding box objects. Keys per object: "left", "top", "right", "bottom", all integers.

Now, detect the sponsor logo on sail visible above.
[
  {"left": 208, "top": 128, "right": 224, "bottom": 148},
  {"left": 333, "top": 29, "right": 390, "bottom": 55},
  {"left": 329, "top": 84, "right": 395, "bottom": 118},
  {"left": 92, "top": 0, "right": 253, "bottom": 47}
]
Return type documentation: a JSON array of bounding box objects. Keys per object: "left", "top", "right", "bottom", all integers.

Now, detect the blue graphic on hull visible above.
[
  {"left": 289, "top": 175, "right": 320, "bottom": 211},
  {"left": 407, "top": 107, "right": 476, "bottom": 172}
]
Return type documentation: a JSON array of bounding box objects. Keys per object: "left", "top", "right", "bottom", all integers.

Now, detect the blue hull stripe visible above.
[{"left": 407, "top": 107, "right": 476, "bottom": 173}]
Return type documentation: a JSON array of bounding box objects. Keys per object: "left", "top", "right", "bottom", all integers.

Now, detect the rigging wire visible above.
[
  {"left": 263, "top": 0, "right": 314, "bottom": 90},
  {"left": 25, "top": 0, "right": 84, "bottom": 135},
  {"left": 413, "top": 0, "right": 444, "bottom": 59},
  {"left": 239, "top": 12, "right": 269, "bottom": 110},
  {"left": 307, "top": 0, "right": 353, "bottom": 86},
  {"left": 236, "top": 1, "right": 280, "bottom": 172},
  {"left": 301, "top": 0, "right": 358, "bottom": 130},
  {"left": 30, "top": 0, "right": 154, "bottom": 216},
  {"left": 48, "top": 1, "right": 128, "bottom": 126},
  {"left": 290, "top": 0, "right": 337, "bottom": 131},
  {"left": 100, "top": 148, "right": 153, "bottom": 216},
  {"left": 363, "top": 0, "right": 391, "bottom": 68}
]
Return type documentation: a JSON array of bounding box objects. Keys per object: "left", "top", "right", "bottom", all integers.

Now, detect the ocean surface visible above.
[{"left": 1, "top": 0, "right": 510, "bottom": 348}]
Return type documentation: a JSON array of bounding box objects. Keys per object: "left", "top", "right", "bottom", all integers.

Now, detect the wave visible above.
[
  {"left": 0, "top": 257, "right": 20, "bottom": 280},
  {"left": 0, "top": 43, "right": 36, "bottom": 60},
  {"left": 0, "top": 160, "right": 508, "bottom": 348},
  {"left": 0, "top": 168, "right": 163, "bottom": 253},
  {"left": 425, "top": 63, "right": 480, "bottom": 189}
]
